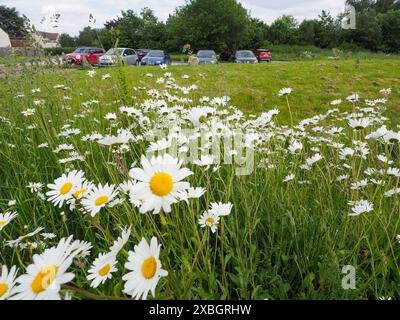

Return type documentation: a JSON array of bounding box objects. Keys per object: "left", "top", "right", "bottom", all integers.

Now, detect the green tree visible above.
[
  {"left": 243, "top": 18, "right": 269, "bottom": 49},
  {"left": 347, "top": 0, "right": 400, "bottom": 12},
  {"left": 137, "top": 8, "right": 166, "bottom": 49},
  {"left": 59, "top": 33, "right": 76, "bottom": 47},
  {"left": 0, "top": 5, "right": 29, "bottom": 37},
  {"left": 267, "top": 15, "right": 299, "bottom": 45},
  {"left": 314, "top": 11, "right": 341, "bottom": 48},
  {"left": 378, "top": 9, "right": 400, "bottom": 52},
  {"left": 114, "top": 10, "right": 144, "bottom": 48},
  {"left": 343, "top": 8, "right": 382, "bottom": 51},
  {"left": 166, "top": 0, "right": 249, "bottom": 52},
  {"left": 76, "top": 26, "right": 101, "bottom": 47},
  {"left": 299, "top": 19, "right": 318, "bottom": 45}
]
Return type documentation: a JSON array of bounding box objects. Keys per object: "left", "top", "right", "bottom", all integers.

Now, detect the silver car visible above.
[
  {"left": 196, "top": 50, "right": 218, "bottom": 65},
  {"left": 99, "top": 48, "right": 138, "bottom": 67}
]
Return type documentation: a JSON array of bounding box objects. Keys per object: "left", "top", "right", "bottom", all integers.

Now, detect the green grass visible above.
[
  {"left": 0, "top": 58, "right": 400, "bottom": 300},
  {"left": 169, "top": 53, "right": 189, "bottom": 62},
  {"left": 266, "top": 45, "right": 400, "bottom": 61}
]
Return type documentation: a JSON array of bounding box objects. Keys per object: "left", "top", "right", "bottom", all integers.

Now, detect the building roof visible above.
[
  {"left": 37, "top": 31, "right": 59, "bottom": 41},
  {"left": 10, "top": 38, "right": 28, "bottom": 47}
]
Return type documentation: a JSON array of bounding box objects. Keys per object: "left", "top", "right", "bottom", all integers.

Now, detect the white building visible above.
[
  {"left": 31, "top": 31, "right": 60, "bottom": 48},
  {"left": 0, "top": 28, "right": 11, "bottom": 48}
]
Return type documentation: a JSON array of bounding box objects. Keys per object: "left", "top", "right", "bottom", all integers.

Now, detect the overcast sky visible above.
[{"left": 1, "top": 0, "right": 347, "bottom": 36}]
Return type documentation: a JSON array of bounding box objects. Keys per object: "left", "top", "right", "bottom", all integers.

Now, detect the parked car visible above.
[
  {"left": 66, "top": 47, "right": 105, "bottom": 65},
  {"left": 140, "top": 50, "right": 172, "bottom": 66},
  {"left": 99, "top": 48, "right": 138, "bottom": 67},
  {"left": 196, "top": 50, "right": 218, "bottom": 64},
  {"left": 136, "top": 49, "right": 150, "bottom": 62},
  {"left": 255, "top": 48, "right": 272, "bottom": 62},
  {"left": 234, "top": 50, "right": 258, "bottom": 63},
  {"left": 220, "top": 51, "right": 235, "bottom": 62}
]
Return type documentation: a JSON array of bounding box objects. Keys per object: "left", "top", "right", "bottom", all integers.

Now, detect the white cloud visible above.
[{"left": 2, "top": 0, "right": 347, "bottom": 36}]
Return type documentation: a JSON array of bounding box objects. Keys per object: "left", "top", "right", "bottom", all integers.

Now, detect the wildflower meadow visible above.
[{"left": 0, "top": 59, "right": 400, "bottom": 300}]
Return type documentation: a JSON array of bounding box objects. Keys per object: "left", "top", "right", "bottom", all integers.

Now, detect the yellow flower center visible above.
[
  {"left": 150, "top": 172, "right": 173, "bottom": 197},
  {"left": 95, "top": 195, "right": 109, "bottom": 206},
  {"left": 141, "top": 257, "right": 157, "bottom": 279},
  {"left": 0, "top": 283, "right": 9, "bottom": 298},
  {"left": 98, "top": 264, "right": 111, "bottom": 276},
  {"left": 206, "top": 217, "right": 215, "bottom": 225},
  {"left": 31, "top": 265, "right": 58, "bottom": 294},
  {"left": 60, "top": 182, "right": 73, "bottom": 195},
  {"left": 0, "top": 220, "right": 6, "bottom": 226},
  {"left": 73, "top": 188, "right": 87, "bottom": 199}
]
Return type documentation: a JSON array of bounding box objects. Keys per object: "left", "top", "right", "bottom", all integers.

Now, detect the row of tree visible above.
[{"left": 2, "top": 0, "right": 400, "bottom": 53}]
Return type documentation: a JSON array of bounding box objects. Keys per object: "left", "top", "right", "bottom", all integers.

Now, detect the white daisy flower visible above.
[
  {"left": 348, "top": 118, "right": 370, "bottom": 130},
  {"left": 346, "top": 93, "right": 359, "bottom": 102},
  {"left": 383, "top": 131, "right": 400, "bottom": 144},
  {"left": 104, "top": 113, "right": 117, "bottom": 121},
  {"left": 288, "top": 140, "right": 303, "bottom": 154},
  {"left": 198, "top": 211, "right": 220, "bottom": 233},
  {"left": 46, "top": 170, "right": 85, "bottom": 208},
  {"left": 385, "top": 188, "right": 400, "bottom": 198},
  {"left": 0, "top": 211, "right": 18, "bottom": 231},
  {"left": 41, "top": 233, "right": 57, "bottom": 240},
  {"left": 0, "top": 265, "right": 18, "bottom": 300},
  {"left": 12, "top": 236, "right": 78, "bottom": 300},
  {"left": 87, "top": 252, "right": 118, "bottom": 288},
  {"left": 176, "top": 187, "right": 206, "bottom": 204},
  {"left": 330, "top": 99, "right": 342, "bottom": 105},
  {"left": 379, "top": 88, "right": 391, "bottom": 96},
  {"left": 87, "top": 70, "right": 96, "bottom": 78},
  {"left": 6, "top": 227, "right": 44, "bottom": 248},
  {"left": 109, "top": 226, "right": 131, "bottom": 254},
  {"left": 350, "top": 179, "right": 369, "bottom": 190},
  {"left": 348, "top": 200, "right": 374, "bottom": 216},
  {"left": 122, "top": 237, "right": 168, "bottom": 300},
  {"left": 129, "top": 154, "right": 193, "bottom": 214},
  {"left": 81, "top": 183, "right": 118, "bottom": 217},
  {"left": 278, "top": 87, "right": 293, "bottom": 97},
  {"left": 193, "top": 154, "right": 215, "bottom": 167},
  {"left": 67, "top": 239, "right": 92, "bottom": 258},
  {"left": 377, "top": 154, "right": 393, "bottom": 164},
  {"left": 337, "top": 175, "right": 349, "bottom": 182},
  {"left": 306, "top": 153, "right": 322, "bottom": 166},
  {"left": 283, "top": 173, "right": 295, "bottom": 183},
  {"left": 27, "top": 182, "right": 44, "bottom": 193},
  {"left": 387, "top": 167, "right": 400, "bottom": 177},
  {"left": 209, "top": 202, "right": 233, "bottom": 216}
]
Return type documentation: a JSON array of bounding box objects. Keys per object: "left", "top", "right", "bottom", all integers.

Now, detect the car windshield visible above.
[
  {"left": 236, "top": 51, "right": 255, "bottom": 58},
  {"left": 147, "top": 50, "right": 164, "bottom": 57},
  {"left": 105, "top": 48, "right": 123, "bottom": 55},
  {"left": 197, "top": 51, "right": 214, "bottom": 58},
  {"left": 74, "top": 48, "right": 91, "bottom": 54}
]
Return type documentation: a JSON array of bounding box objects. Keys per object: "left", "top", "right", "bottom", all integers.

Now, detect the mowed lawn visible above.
[{"left": 3, "top": 58, "right": 398, "bottom": 123}]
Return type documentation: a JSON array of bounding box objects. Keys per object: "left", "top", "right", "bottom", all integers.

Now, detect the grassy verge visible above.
[{"left": 0, "top": 58, "right": 399, "bottom": 299}]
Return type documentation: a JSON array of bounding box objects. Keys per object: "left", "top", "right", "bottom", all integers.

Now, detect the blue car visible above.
[{"left": 140, "top": 50, "right": 172, "bottom": 66}]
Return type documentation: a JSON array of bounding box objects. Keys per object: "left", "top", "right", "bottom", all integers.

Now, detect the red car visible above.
[
  {"left": 255, "top": 49, "right": 272, "bottom": 62},
  {"left": 66, "top": 47, "right": 105, "bottom": 65}
]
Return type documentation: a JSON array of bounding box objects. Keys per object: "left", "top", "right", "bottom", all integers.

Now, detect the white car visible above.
[{"left": 99, "top": 48, "right": 138, "bottom": 67}]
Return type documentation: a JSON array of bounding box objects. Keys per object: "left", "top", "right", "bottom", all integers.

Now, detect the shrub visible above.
[{"left": 44, "top": 47, "right": 75, "bottom": 56}]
